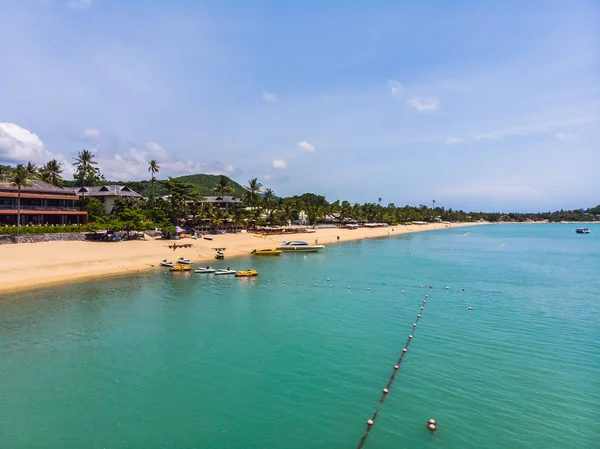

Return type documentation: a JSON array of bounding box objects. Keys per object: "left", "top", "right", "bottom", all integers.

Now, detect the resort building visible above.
[
  {"left": 199, "top": 196, "right": 243, "bottom": 208},
  {"left": 0, "top": 180, "right": 88, "bottom": 226},
  {"left": 67, "top": 185, "right": 143, "bottom": 214}
]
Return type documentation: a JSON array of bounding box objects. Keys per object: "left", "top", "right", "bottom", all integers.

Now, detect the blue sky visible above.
[{"left": 0, "top": 0, "right": 598, "bottom": 212}]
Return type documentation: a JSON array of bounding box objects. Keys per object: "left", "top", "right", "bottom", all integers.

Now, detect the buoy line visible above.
[{"left": 356, "top": 296, "right": 429, "bottom": 449}]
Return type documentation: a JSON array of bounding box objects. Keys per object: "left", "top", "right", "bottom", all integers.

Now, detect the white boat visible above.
[
  {"left": 195, "top": 266, "right": 216, "bottom": 273},
  {"left": 215, "top": 268, "right": 236, "bottom": 275},
  {"left": 177, "top": 257, "right": 192, "bottom": 264},
  {"left": 276, "top": 240, "right": 325, "bottom": 252},
  {"left": 576, "top": 228, "right": 591, "bottom": 234},
  {"left": 160, "top": 259, "right": 175, "bottom": 267}
]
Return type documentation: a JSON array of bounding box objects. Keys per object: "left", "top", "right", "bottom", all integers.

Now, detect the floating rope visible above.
[{"left": 356, "top": 296, "right": 429, "bottom": 449}]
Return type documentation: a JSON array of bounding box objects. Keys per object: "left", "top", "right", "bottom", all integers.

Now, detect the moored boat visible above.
[
  {"left": 276, "top": 240, "right": 325, "bottom": 252},
  {"left": 576, "top": 228, "right": 591, "bottom": 234},
  {"left": 215, "top": 268, "right": 236, "bottom": 275},
  {"left": 251, "top": 249, "right": 282, "bottom": 256},
  {"left": 194, "top": 266, "right": 215, "bottom": 273},
  {"left": 170, "top": 264, "right": 191, "bottom": 272},
  {"left": 235, "top": 269, "right": 258, "bottom": 277},
  {"left": 177, "top": 257, "right": 192, "bottom": 264},
  {"left": 160, "top": 259, "right": 175, "bottom": 267}
]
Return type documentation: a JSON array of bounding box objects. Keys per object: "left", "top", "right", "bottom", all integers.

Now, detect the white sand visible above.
[{"left": 0, "top": 223, "right": 483, "bottom": 294}]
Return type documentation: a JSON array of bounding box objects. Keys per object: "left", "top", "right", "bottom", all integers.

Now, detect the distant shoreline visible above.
[{"left": 0, "top": 222, "right": 484, "bottom": 295}]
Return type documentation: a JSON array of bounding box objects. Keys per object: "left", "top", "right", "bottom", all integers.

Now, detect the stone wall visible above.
[{"left": 0, "top": 233, "right": 87, "bottom": 244}]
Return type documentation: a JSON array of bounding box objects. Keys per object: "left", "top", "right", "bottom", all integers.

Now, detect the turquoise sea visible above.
[{"left": 1, "top": 224, "right": 599, "bottom": 448}]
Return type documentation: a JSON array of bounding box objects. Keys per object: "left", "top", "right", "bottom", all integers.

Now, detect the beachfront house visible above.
[
  {"left": 0, "top": 180, "right": 88, "bottom": 226},
  {"left": 67, "top": 185, "right": 143, "bottom": 214}
]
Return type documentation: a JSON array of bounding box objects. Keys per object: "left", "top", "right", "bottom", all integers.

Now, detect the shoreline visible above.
[{"left": 0, "top": 222, "right": 484, "bottom": 295}]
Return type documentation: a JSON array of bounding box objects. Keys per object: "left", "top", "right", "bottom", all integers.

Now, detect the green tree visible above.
[
  {"left": 9, "top": 164, "right": 37, "bottom": 236},
  {"left": 148, "top": 160, "right": 160, "bottom": 205},
  {"left": 83, "top": 197, "right": 106, "bottom": 221},
  {"left": 25, "top": 161, "right": 39, "bottom": 176},
  {"left": 213, "top": 175, "right": 233, "bottom": 208},
  {"left": 119, "top": 207, "right": 147, "bottom": 233},
  {"left": 72, "top": 149, "right": 100, "bottom": 194},
  {"left": 161, "top": 177, "right": 197, "bottom": 224},
  {"left": 243, "top": 177, "right": 263, "bottom": 207},
  {"left": 41, "top": 159, "right": 63, "bottom": 186}
]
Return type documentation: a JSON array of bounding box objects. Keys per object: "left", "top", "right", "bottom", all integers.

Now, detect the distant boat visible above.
[
  {"left": 177, "top": 257, "right": 192, "bottom": 264},
  {"left": 235, "top": 269, "right": 258, "bottom": 277},
  {"left": 276, "top": 240, "right": 325, "bottom": 252},
  {"left": 204, "top": 236, "right": 213, "bottom": 241},
  {"left": 576, "top": 228, "right": 591, "bottom": 234},
  {"left": 215, "top": 268, "right": 236, "bottom": 275},
  {"left": 170, "top": 264, "right": 191, "bottom": 272},
  {"left": 160, "top": 259, "right": 175, "bottom": 267}
]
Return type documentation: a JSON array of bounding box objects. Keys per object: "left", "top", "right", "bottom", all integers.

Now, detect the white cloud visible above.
[
  {"left": 0, "top": 122, "right": 56, "bottom": 164},
  {"left": 262, "top": 92, "right": 278, "bottom": 103},
  {"left": 224, "top": 164, "right": 235, "bottom": 173},
  {"left": 272, "top": 159, "right": 287, "bottom": 169},
  {"left": 407, "top": 97, "right": 440, "bottom": 113},
  {"left": 66, "top": 0, "right": 92, "bottom": 9},
  {"left": 445, "top": 137, "right": 467, "bottom": 145},
  {"left": 298, "top": 141, "right": 316, "bottom": 152},
  {"left": 388, "top": 80, "right": 403, "bottom": 96},
  {"left": 83, "top": 128, "right": 101, "bottom": 140}
]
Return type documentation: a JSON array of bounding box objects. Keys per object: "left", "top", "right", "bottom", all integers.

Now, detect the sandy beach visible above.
[{"left": 0, "top": 223, "right": 482, "bottom": 294}]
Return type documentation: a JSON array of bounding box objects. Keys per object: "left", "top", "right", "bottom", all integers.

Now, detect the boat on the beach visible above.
[
  {"left": 170, "top": 264, "right": 191, "bottom": 272},
  {"left": 177, "top": 257, "right": 192, "bottom": 264},
  {"left": 576, "top": 228, "right": 591, "bottom": 234},
  {"left": 213, "top": 248, "right": 226, "bottom": 259},
  {"left": 235, "top": 269, "right": 258, "bottom": 277},
  {"left": 251, "top": 249, "right": 282, "bottom": 256},
  {"left": 276, "top": 240, "right": 325, "bottom": 252},
  {"left": 204, "top": 236, "right": 213, "bottom": 241},
  {"left": 160, "top": 259, "right": 175, "bottom": 267},
  {"left": 194, "top": 266, "right": 215, "bottom": 273},
  {"left": 215, "top": 268, "right": 236, "bottom": 275}
]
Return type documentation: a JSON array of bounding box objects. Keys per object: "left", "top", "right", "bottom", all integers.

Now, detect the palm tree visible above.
[
  {"left": 278, "top": 202, "right": 297, "bottom": 226},
  {"left": 41, "top": 159, "right": 63, "bottom": 186},
  {"left": 213, "top": 175, "right": 233, "bottom": 208},
  {"left": 25, "top": 161, "right": 39, "bottom": 176},
  {"left": 243, "top": 177, "right": 263, "bottom": 207},
  {"left": 72, "top": 149, "right": 97, "bottom": 198},
  {"left": 10, "top": 164, "right": 37, "bottom": 236},
  {"left": 148, "top": 160, "right": 160, "bottom": 205}
]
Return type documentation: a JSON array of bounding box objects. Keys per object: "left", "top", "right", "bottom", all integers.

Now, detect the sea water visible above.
[{"left": 0, "top": 224, "right": 598, "bottom": 448}]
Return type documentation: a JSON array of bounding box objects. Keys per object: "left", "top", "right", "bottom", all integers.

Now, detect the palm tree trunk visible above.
[
  {"left": 16, "top": 188, "right": 21, "bottom": 237},
  {"left": 151, "top": 176, "right": 155, "bottom": 208}
]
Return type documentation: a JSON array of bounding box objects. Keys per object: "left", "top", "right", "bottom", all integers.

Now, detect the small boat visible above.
[
  {"left": 160, "top": 259, "right": 175, "bottom": 267},
  {"left": 177, "top": 257, "right": 192, "bottom": 264},
  {"left": 235, "top": 269, "right": 258, "bottom": 277},
  {"left": 276, "top": 240, "right": 325, "bottom": 252},
  {"left": 204, "top": 236, "right": 213, "bottom": 241},
  {"left": 215, "top": 251, "right": 224, "bottom": 259},
  {"left": 170, "top": 264, "right": 191, "bottom": 272},
  {"left": 251, "top": 249, "right": 282, "bottom": 256},
  {"left": 215, "top": 268, "right": 236, "bottom": 275},
  {"left": 576, "top": 228, "right": 591, "bottom": 234},
  {"left": 195, "top": 266, "right": 216, "bottom": 273}
]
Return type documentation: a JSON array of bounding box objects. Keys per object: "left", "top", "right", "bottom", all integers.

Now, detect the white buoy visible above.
[
  {"left": 468, "top": 306, "right": 472, "bottom": 310},
  {"left": 383, "top": 388, "right": 389, "bottom": 394},
  {"left": 394, "top": 364, "right": 399, "bottom": 370},
  {"left": 299, "top": 282, "right": 301, "bottom": 285},
  {"left": 409, "top": 334, "right": 413, "bottom": 339},
  {"left": 413, "top": 323, "right": 417, "bottom": 328},
  {"left": 330, "top": 285, "right": 332, "bottom": 288},
  {"left": 420, "top": 307, "right": 424, "bottom": 311},
  {"left": 327, "top": 278, "right": 330, "bottom": 281},
  {"left": 417, "top": 314, "right": 421, "bottom": 318},
  {"left": 420, "top": 285, "right": 423, "bottom": 288},
  {"left": 348, "top": 286, "right": 351, "bottom": 289},
  {"left": 426, "top": 295, "right": 429, "bottom": 299},
  {"left": 401, "top": 290, "right": 405, "bottom": 294},
  {"left": 428, "top": 423, "right": 436, "bottom": 431},
  {"left": 367, "top": 288, "right": 370, "bottom": 291},
  {"left": 429, "top": 419, "right": 436, "bottom": 425},
  {"left": 423, "top": 300, "right": 427, "bottom": 304},
  {"left": 402, "top": 348, "right": 407, "bottom": 353},
  {"left": 446, "top": 286, "right": 449, "bottom": 289},
  {"left": 314, "top": 284, "right": 317, "bottom": 287},
  {"left": 367, "top": 419, "right": 374, "bottom": 426}
]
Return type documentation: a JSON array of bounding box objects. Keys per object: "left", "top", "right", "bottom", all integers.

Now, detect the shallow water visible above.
[{"left": 1, "top": 224, "right": 599, "bottom": 448}]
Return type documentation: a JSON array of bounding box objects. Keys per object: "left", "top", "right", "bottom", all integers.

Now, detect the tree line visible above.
[{"left": 1, "top": 151, "right": 598, "bottom": 237}]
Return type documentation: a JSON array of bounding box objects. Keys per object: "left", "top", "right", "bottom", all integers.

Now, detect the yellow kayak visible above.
[
  {"left": 170, "top": 264, "right": 191, "bottom": 272},
  {"left": 251, "top": 249, "right": 282, "bottom": 256},
  {"left": 235, "top": 269, "right": 258, "bottom": 277}
]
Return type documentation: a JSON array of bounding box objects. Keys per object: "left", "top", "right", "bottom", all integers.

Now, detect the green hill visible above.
[{"left": 109, "top": 174, "right": 246, "bottom": 198}]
